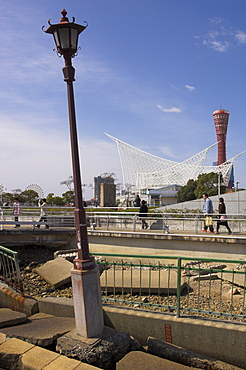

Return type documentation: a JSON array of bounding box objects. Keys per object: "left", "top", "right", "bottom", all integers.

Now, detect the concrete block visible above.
[
  {"left": 100, "top": 268, "right": 186, "bottom": 294},
  {"left": 34, "top": 257, "right": 73, "bottom": 288},
  {"left": 74, "top": 363, "right": 101, "bottom": 369},
  {"left": 42, "top": 354, "right": 86, "bottom": 369},
  {"left": 0, "top": 337, "right": 34, "bottom": 369},
  {"left": 116, "top": 351, "right": 190, "bottom": 369},
  {"left": 39, "top": 297, "right": 75, "bottom": 318},
  {"left": 0, "top": 283, "right": 38, "bottom": 316},
  {"left": 0, "top": 308, "right": 27, "bottom": 328},
  {"left": 19, "top": 345, "right": 60, "bottom": 369},
  {"left": 103, "top": 306, "right": 246, "bottom": 369},
  {"left": 0, "top": 333, "right": 6, "bottom": 344},
  {"left": 147, "top": 337, "right": 241, "bottom": 370}
]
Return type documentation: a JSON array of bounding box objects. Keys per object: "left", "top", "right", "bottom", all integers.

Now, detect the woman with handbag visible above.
[{"left": 216, "top": 197, "right": 232, "bottom": 234}]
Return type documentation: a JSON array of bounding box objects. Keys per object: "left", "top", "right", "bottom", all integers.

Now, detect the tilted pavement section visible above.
[
  {"left": 0, "top": 309, "right": 96, "bottom": 369},
  {"left": 33, "top": 256, "right": 187, "bottom": 296}
]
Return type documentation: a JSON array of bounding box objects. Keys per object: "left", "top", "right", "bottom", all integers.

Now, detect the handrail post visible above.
[
  {"left": 133, "top": 215, "right": 136, "bottom": 232},
  {"left": 195, "top": 215, "right": 198, "bottom": 234},
  {"left": 176, "top": 257, "right": 182, "bottom": 318}
]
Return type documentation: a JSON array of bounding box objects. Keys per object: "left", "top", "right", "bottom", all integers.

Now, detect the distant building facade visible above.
[
  {"left": 148, "top": 185, "right": 182, "bottom": 206},
  {"left": 94, "top": 175, "right": 116, "bottom": 207}
]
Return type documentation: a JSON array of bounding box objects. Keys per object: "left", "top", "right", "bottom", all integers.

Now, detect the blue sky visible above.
[{"left": 0, "top": 0, "right": 245, "bottom": 199}]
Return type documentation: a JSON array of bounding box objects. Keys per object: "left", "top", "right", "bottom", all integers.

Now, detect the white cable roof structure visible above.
[{"left": 106, "top": 133, "right": 245, "bottom": 190}]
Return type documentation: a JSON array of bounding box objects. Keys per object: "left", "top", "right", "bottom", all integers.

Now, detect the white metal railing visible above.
[{"left": 0, "top": 206, "right": 245, "bottom": 234}]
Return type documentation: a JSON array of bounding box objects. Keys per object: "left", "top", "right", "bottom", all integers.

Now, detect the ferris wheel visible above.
[{"left": 25, "top": 184, "right": 44, "bottom": 199}]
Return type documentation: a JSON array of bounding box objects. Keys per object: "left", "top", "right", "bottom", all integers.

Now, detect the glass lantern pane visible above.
[
  {"left": 53, "top": 31, "right": 60, "bottom": 48},
  {"left": 71, "top": 28, "right": 78, "bottom": 50},
  {"left": 58, "top": 27, "right": 70, "bottom": 49}
]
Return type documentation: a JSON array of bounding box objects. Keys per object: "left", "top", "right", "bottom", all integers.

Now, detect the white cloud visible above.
[
  {"left": 196, "top": 17, "right": 246, "bottom": 52},
  {"left": 203, "top": 39, "right": 230, "bottom": 53},
  {"left": 159, "top": 145, "right": 180, "bottom": 159},
  {"left": 157, "top": 105, "right": 182, "bottom": 113},
  {"left": 209, "top": 17, "right": 223, "bottom": 26},
  {"left": 235, "top": 31, "right": 246, "bottom": 44},
  {"left": 185, "top": 85, "right": 195, "bottom": 92}
]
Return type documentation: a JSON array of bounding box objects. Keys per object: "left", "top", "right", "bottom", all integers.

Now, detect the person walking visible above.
[
  {"left": 202, "top": 193, "right": 214, "bottom": 233},
  {"left": 216, "top": 197, "right": 232, "bottom": 234},
  {"left": 139, "top": 200, "right": 148, "bottom": 229},
  {"left": 134, "top": 194, "right": 141, "bottom": 207},
  {"left": 13, "top": 197, "right": 21, "bottom": 228},
  {"left": 36, "top": 198, "right": 49, "bottom": 229}
]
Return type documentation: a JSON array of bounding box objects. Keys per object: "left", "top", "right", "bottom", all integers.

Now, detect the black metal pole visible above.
[{"left": 62, "top": 52, "right": 95, "bottom": 270}]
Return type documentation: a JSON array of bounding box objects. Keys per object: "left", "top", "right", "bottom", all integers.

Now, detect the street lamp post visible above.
[{"left": 44, "top": 10, "right": 104, "bottom": 338}]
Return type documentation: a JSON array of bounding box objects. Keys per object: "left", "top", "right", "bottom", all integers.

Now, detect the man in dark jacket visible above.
[{"left": 139, "top": 200, "right": 148, "bottom": 229}]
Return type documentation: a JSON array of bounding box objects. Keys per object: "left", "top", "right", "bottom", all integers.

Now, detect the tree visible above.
[
  {"left": 177, "top": 179, "right": 197, "bottom": 203},
  {"left": 46, "top": 193, "right": 55, "bottom": 205},
  {"left": 52, "top": 196, "right": 64, "bottom": 206},
  {"left": 46, "top": 193, "right": 64, "bottom": 206},
  {"left": 20, "top": 190, "right": 39, "bottom": 205},
  {"left": 62, "top": 191, "right": 74, "bottom": 205},
  {"left": 2, "top": 192, "right": 14, "bottom": 204},
  {"left": 60, "top": 176, "right": 74, "bottom": 191},
  {"left": 194, "top": 172, "right": 226, "bottom": 199}
]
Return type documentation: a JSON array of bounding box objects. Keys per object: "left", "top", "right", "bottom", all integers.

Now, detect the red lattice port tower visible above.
[{"left": 213, "top": 109, "right": 230, "bottom": 165}]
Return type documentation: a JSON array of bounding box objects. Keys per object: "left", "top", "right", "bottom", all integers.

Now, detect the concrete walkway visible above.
[
  {"left": 0, "top": 306, "right": 243, "bottom": 369},
  {"left": 0, "top": 308, "right": 196, "bottom": 370}
]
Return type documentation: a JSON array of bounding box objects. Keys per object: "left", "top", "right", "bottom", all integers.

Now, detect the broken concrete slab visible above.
[
  {"left": 147, "top": 337, "right": 242, "bottom": 370},
  {"left": 116, "top": 351, "right": 191, "bottom": 369},
  {"left": 222, "top": 272, "right": 246, "bottom": 288},
  {"left": 0, "top": 308, "right": 27, "bottom": 328},
  {"left": 100, "top": 268, "right": 187, "bottom": 294},
  {"left": 34, "top": 257, "right": 73, "bottom": 288},
  {"left": 191, "top": 273, "right": 219, "bottom": 281},
  {"left": 0, "top": 314, "right": 75, "bottom": 347}
]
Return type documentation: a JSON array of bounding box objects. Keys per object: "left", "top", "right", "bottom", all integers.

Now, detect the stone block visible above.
[
  {"left": 42, "top": 354, "right": 86, "bottom": 369},
  {"left": 0, "top": 333, "right": 6, "bottom": 344},
  {"left": 34, "top": 257, "right": 73, "bottom": 288},
  {"left": 39, "top": 297, "right": 75, "bottom": 317},
  {"left": 19, "top": 345, "right": 60, "bottom": 369},
  {"left": 0, "top": 337, "right": 34, "bottom": 369}
]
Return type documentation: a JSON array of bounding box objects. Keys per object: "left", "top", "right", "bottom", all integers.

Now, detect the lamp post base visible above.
[{"left": 71, "top": 264, "right": 104, "bottom": 338}]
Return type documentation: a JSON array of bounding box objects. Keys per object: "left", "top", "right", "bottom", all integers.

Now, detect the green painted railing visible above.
[
  {"left": 91, "top": 252, "right": 246, "bottom": 321},
  {"left": 0, "top": 245, "right": 24, "bottom": 296}
]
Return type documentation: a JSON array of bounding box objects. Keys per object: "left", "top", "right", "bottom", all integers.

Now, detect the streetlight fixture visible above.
[{"left": 43, "top": 10, "right": 104, "bottom": 338}]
